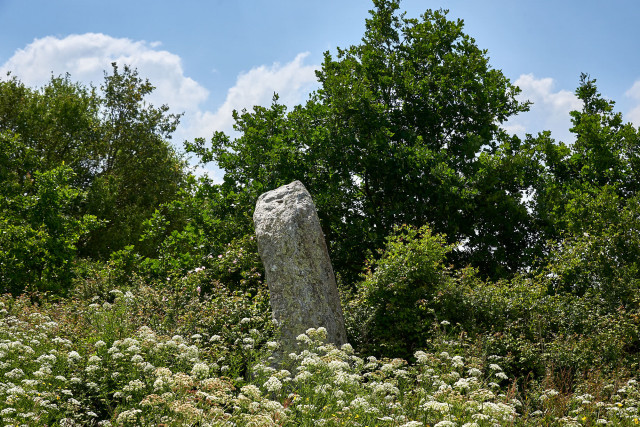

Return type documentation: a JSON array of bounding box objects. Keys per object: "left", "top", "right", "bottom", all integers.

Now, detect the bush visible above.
[{"left": 347, "top": 224, "right": 454, "bottom": 358}]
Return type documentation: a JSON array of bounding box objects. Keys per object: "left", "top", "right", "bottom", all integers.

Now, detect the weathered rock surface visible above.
[{"left": 253, "top": 181, "right": 347, "bottom": 351}]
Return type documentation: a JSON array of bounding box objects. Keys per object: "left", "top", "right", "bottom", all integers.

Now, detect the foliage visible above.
[
  {"left": 83, "top": 64, "right": 187, "bottom": 257},
  {"left": 135, "top": 175, "right": 264, "bottom": 294},
  {"left": 2, "top": 294, "right": 640, "bottom": 426},
  {"left": 187, "top": 1, "right": 532, "bottom": 283},
  {"left": 347, "top": 224, "right": 453, "bottom": 358},
  {"left": 526, "top": 73, "right": 640, "bottom": 242},
  {"left": 0, "top": 284, "right": 272, "bottom": 425},
  {"left": 347, "top": 220, "right": 640, "bottom": 380},
  {"left": 0, "top": 161, "right": 99, "bottom": 295},
  {"left": 0, "top": 73, "right": 101, "bottom": 187},
  {"left": 0, "top": 65, "right": 187, "bottom": 262},
  {"left": 2, "top": 2, "right": 640, "bottom": 426}
]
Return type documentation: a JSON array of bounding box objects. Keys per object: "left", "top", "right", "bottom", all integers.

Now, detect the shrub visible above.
[{"left": 347, "top": 224, "right": 454, "bottom": 358}]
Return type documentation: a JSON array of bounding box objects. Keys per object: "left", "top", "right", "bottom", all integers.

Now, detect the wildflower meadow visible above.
[
  {"left": 3, "top": 1, "right": 640, "bottom": 425},
  {"left": 1, "top": 281, "right": 639, "bottom": 426}
]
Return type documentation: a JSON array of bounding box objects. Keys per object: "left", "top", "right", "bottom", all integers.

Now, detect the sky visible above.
[{"left": 2, "top": 0, "right": 640, "bottom": 181}]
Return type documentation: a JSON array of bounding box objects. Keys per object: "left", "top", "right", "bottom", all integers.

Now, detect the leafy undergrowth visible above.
[{"left": 1, "top": 285, "right": 639, "bottom": 427}]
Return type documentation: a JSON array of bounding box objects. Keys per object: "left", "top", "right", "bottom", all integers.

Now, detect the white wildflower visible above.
[
  {"left": 467, "top": 368, "right": 482, "bottom": 377},
  {"left": 296, "top": 334, "right": 312, "bottom": 344},
  {"left": 371, "top": 381, "right": 399, "bottom": 396},
  {"left": 264, "top": 376, "right": 283, "bottom": 392},
  {"left": 453, "top": 377, "right": 478, "bottom": 391},
  {"left": 328, "top": 360, "right": 349, "bottom": 372},
  {"left": 495, "top": 371, "right": 508, "bottom": 380},
  {"left": 423, "top": 400, "right": 450, "bottom": 414},
  {"left": 116, "top": 409, "right": 142, "bottom": 423},
  {"left": 306, "top": 327, "right": 327, "bottom": 341},
  {"left": 122, "top": 337, "right": 140, "bottom": 347},
  {"left": 350, "top": 397, "right": 372, "bottom": 411},
  {"left": 191, "top": 362, "right": 209, "bottom": 379},
  {"left": 415, "top": 351, "right": 429, "bottom": 364},
  {"left": 295, "top": 371, "right": 313, "bottom": 382},
  {"left": 67, "top": 350, "right": 82, "bottom": 362},
  {"left": 123, "top": 379, "right": 146, "bottom": 393},
  {"left": 451, "top": 355, "right": 464, "bottom": 368},
  {"left": 341, "top": 343, "right": 354, "bottom": 353},
  {"left": 4, "top": 368, "right": 24, "bottom": 379},
  {"left": 241, "top": 384, "right": 261, "bottom": 399},
  {"left": 482, "top": 401, "right": 517, "bottom": 421},
  {"left": 6, "top": 386, "right": 25, "bottom": 395}
]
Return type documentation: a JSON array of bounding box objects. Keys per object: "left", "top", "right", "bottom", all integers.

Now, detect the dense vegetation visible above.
[{"left": 1, "top": 0, "right": 639, "bottom": 425}]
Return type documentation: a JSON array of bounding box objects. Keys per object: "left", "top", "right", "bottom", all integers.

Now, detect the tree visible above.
[
  {"left": 0, "top": 65, "right": 188, "bottom": 260},
  {"left": 348, "top": 224, "right": 454, "bottom": 357},
  {"left": 83, "top": 64, "right": 187, "bottom": 257},
  {"left": 527, "top": 74, "right": 640, "bottom": 240},
  {"left": 523, "top": 75, "right": 640, "bottom": 307},
  {"left": 189, "top": 0, "right": 532, "bottom": 282},
  {"left": 0, "top": 133, "right": 99, "bottom": 295},
  {"left": 0, "top": 73, "right": 101, "bottom": 188}
]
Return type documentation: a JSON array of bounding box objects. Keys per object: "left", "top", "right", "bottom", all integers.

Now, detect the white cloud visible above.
[
  {"left": 175, "top": 52, "right": 319, "bottom": 183},
  {"left": 625, "top": 80, "right": 640, "bottom": 126},
  {"left": 181, "top": 52, "right": 318, "bottom": 142},
  {"left": 1, "top": 34, "right": 320, "bottom": 183},
  {"left": 505, "top": 73, "right": 582, "bottom": 143},
  {"left": 0, "top": 33, "right": 209, "bottom": 114}
]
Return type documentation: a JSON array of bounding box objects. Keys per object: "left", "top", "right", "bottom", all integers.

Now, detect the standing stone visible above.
[{"left": 253, "top": 181, "right": 347, "bottom": 351}]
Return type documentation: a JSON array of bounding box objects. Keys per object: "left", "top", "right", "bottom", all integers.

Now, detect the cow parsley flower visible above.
[
  {"left": 191, "top": 362, "right": 209, "bottom": 379},
  {"left": 495, "top": 371, "right": 508, "bottom": 380},
  {"left": 4, "top": 368, "right": 24, "bottom": 379},
  {"left": 467, "top": 368, "right": 482, "bottom": 377},
  {"left": 451, "top": 355, "right": 464, "bottom": 368},
  {"left": 415, "top": 351, "right": 429, "bottom": 364},
  {"left": 241, "top": 384, "right": 261, "bottom": 399},
  {"left": 264, "top": 376, "right": 283, "bottom": 392},
  {"left": 296, "top": 334, "right": 312, "bottom": 344}
]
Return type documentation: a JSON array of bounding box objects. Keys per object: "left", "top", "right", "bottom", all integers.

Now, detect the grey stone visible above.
[{"left": 253, "top": 180, "right": 347, "bottom": 352}]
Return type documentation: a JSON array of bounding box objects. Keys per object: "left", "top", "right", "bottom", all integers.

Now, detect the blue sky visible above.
[{"left": 2, "top": 0, "right": 640, "bottom": 179}]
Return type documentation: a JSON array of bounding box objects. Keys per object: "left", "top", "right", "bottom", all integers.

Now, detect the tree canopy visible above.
[
  {"left": 188, "top": 0, "right": 532, "bottom": 282},
  {"left": 0, "top": 65, "right": 186, "bottom": 294}
]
